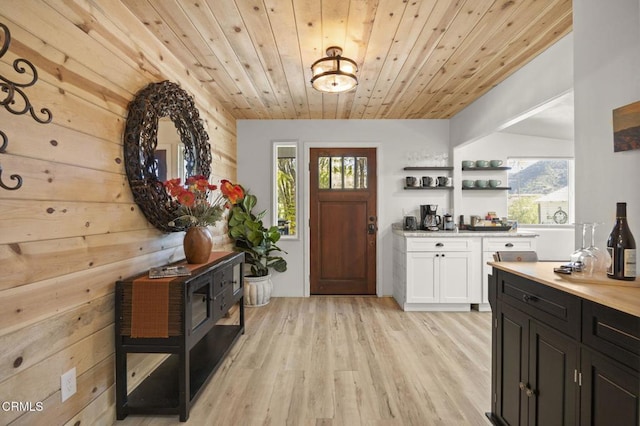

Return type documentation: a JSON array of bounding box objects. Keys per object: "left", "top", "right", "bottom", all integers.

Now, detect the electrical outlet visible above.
[{"left": 61, "top": 367, "right": 77, "bottom": 402}]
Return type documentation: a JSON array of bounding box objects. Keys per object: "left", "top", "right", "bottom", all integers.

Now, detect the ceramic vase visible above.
[
  {"left": 183, "top": 226, "right": 213, "bottom": 264},
  {"left": 244, "top": 275, "right": 273, "bottom": 306}
]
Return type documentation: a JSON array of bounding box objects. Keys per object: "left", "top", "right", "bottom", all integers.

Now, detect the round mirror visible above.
[{"left": 123, "top": 81, "right": 212, "bottom": 232}]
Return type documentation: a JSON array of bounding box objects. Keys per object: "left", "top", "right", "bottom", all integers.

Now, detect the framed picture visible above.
[{"left": 613, "top": 100, "right": 640, "bottom": 152}]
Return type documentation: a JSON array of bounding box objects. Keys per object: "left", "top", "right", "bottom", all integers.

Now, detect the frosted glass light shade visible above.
[{"left": 310, "top": 47, "right": 358, "bottom": 93}]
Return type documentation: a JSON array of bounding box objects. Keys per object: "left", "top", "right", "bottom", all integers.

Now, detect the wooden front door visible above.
[{"left": 310, "top": 148, "right": 377, "bottom": 295}]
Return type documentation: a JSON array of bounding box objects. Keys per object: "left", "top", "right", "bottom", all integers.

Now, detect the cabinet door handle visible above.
[
  {"left": 435, "top": 254, "right": 440, "bottom": 257},
  {"left": 441, "top": 253, "right": 445, "bottom": 257},
  {"left": 519, "top": 382, "right": 535, "bottom": 397},
  {"left": 505, "top": 243, "right": 514, "bottom": 247},
  {"left": 436, "top": 242, "right": 444, "bottom": 247},
  {"left": 522, "top": 294, "right": 538, "bottom": 303}
]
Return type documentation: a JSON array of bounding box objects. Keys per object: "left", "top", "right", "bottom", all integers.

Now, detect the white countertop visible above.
[{"left": 392, "top": 224, "right": 537, "bottom": 238}]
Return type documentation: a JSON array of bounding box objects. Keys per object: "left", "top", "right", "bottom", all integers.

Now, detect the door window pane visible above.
[
  {"left": 318, "top": 155, "right": 368, "bottom": 190},
  {"left": 344, "top": 157, "right": 355, "bottom": 189},
  {"left": 356, "top": 157, "right": 368, "bottom": 189},
  {"left": 331, "top": 157, "right": 343, "bottom": 189}
]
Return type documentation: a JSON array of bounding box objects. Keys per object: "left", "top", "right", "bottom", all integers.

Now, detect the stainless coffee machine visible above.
[{"left": 420, "top": 204, "right": 441, "bottom": 231}]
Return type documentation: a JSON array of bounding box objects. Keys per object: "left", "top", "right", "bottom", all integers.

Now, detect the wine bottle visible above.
[{"left": 607, "top": 202, "right": 636, "bottom": 280}]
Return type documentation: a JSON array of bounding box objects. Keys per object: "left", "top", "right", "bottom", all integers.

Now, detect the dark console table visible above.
[
  {"left": 487, "top": 261, "right": 640, "bottom": 426},
  {"left": 115, "top": 251, "right": 244, "bottom": 422}
]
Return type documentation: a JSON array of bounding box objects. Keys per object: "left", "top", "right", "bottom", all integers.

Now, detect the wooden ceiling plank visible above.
[
  {"left": 374, "top": 0, "right": 467, "bottom": 119},
  {"left": 387, "top": 0, "right": 497, "bottom": 119},
  {"left": 359, "top": 0, "right": 439, "bottom": 119},
  {"left": 82, "top": 0, "right": 574, "bottom": 121},
  {"left": 336, "top": 0, "right": 378, "bottom": 119},
  {"left": 437, "top": 0, "right": 572, "bottom": 118},
  {"left": 162, "top": 0, "right": 267, "bottom": 119},
  {"left": 234, "top": 0, "right": 299, "bottom": 119},
  {"left": 205, "top": 0, "right": 286, "bottom": 119},
  {"left": 116, "top": 0, "right": 250, "bottom": 119},
  {"left": 90, "top": 0, "right": 241, "bottom": 129},
  {"left": 404, "top": 0, "right": 542, "bottom": 118},
  {"left": 293, "top": 0, "right": 327, "bottom": 119},
  {"left": 263, "top": 0, "right": 311, "bottom": 119},
  {"left": 316, "top": 0, "right": 352, "bottom": 119},
  {"left": 348, "top": 0, "right": 410, "bottom": 119}
]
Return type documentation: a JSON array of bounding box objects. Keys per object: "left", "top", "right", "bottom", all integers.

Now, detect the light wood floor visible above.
[{"left": 116, "top": 297, "right": 493, "bottom": 426}]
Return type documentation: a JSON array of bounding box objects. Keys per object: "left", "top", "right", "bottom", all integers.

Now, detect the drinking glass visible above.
[
  {"left": 586, "top": 222, "right": 611, "bottom": 273},
  {"left": 570, "top": 223, "right": 595, "bottom": 275}
]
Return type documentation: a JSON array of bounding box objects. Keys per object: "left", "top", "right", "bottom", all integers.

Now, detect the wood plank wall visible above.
[{"left": 0, "top": 1, "right": 237, "bottom": 424}]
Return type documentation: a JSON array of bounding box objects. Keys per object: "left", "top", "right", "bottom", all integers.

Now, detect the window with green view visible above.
[{"left": 273, "top": 143, "right": 297, "bottom": 237}]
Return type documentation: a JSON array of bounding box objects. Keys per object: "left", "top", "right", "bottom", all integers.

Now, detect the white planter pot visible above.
[{"left": 244, "top": 274, "right": 273, "bottom": 307}]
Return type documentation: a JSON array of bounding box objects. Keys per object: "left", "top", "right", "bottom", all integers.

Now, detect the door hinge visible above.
[
  {"left": 493, "top": 392, "right": 497, "bottom": 403},
  {"left": 578, "top": 372, "right": 582, "bottom": 386},
  {"left": 494, "top": 318, "right": 498, "bottom": 328}
]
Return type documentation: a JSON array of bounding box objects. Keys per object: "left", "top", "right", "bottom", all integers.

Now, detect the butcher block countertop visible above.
[{"left": 489, "top": 261, "right": 640, "bottom": 317}]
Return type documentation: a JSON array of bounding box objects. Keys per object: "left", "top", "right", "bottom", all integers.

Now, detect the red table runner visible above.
[{"left": 130, "top": 252, "right": 232, "bottom": 338}]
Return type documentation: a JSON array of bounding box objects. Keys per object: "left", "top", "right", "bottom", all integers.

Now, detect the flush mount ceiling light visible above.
[{"left": 310, "top": 46, "right": 358, "bottom": 93}]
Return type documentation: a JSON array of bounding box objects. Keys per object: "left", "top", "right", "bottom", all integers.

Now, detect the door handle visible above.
[{"left": 368, "top": 223, "right": 376, "bottom": 234}]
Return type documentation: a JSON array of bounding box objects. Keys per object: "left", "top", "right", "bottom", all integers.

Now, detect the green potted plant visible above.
[{"left": 227, "top": 191, "right": 287, "bottom": 306}]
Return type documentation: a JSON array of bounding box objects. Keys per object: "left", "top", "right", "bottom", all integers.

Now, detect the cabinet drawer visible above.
[
  {"left": 212, "top": 285, "right": 234, "bottom": 323},
  {"left": 582, "top": 301, "right": 640, "bottom": 372},
  {"left": 483, "top": 238, "right": 535, "bottom": 252},
  {"left": 498, "top": 270, "right": 581, "bottom": 338},
  {"left": 214, "top": 265, "right": 234, "bottom": 294},
  {"left": 406, "top": 238, "right": 472, "bottom": 252}
]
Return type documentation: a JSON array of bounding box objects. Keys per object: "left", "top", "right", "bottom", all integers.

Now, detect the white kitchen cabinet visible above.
[
  {"left": 479, "top": 236, "right": 537, "bottom": 311},
  {"left": 394, "top": 235, "right": 481, "bottom": 311}
]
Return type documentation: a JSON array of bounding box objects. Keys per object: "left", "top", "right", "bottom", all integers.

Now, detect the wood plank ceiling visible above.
[{"left": 121, "top": 0, "right": 572, "bottom": 120}]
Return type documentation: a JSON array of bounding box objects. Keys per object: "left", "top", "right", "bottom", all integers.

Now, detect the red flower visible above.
[
  {"left": 221, "top": 180, "right": 244, "bottom": 205},
  {"left": 163, "top": 176, "right": 244, "bottom": 228},
  {"left": 176, "top": 189, "right": 196, "bottom": 207}
]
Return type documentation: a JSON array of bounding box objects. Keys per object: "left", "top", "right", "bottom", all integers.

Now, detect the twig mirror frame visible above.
[{"left": 124, "top": 81, "right": 212, "bottom": 232}]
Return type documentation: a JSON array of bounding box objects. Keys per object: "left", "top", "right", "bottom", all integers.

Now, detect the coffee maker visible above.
[{"left": 420, "top": 204, "right": 441, "bottom": 231}]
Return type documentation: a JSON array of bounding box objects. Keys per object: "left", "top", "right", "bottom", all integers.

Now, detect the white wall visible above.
[
  {"left": 573, "top": 0, "right": 640, "bottom": 250},
  {"left": 237, "top": 120, "right": 449, "bottom": 297},
  {"left": 450, "top": 34, "right": 573, "bottom": 147}
]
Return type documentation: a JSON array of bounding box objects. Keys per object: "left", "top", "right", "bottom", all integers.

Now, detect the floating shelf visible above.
[
  {"left": 461, "top": 167, "right": 511, "bottom": 171},
  {"left": 404, "top": 166, "right": 453, "bottom": 171},
  {"left": 462, "top": 187, "right": 511, "bottom": 190},
  {"left": 404, "top": 186, "right": 454, "bottom": 190}
]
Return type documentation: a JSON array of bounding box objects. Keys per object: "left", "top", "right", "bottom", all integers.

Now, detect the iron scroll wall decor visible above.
[
  {"left": 123, "top": 80, "right": 212, "bottom": 232},
  {"left": 0, "top": 22, "right": 53, "bottom": 190}
]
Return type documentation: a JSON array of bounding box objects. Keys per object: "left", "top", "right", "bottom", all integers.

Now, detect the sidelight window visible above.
[
  {"left": 273, "top": 142, "right": 297, "bottom": 237},
  {"left": 318, "top": 156, "right": 368, "bottom": 190}
]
